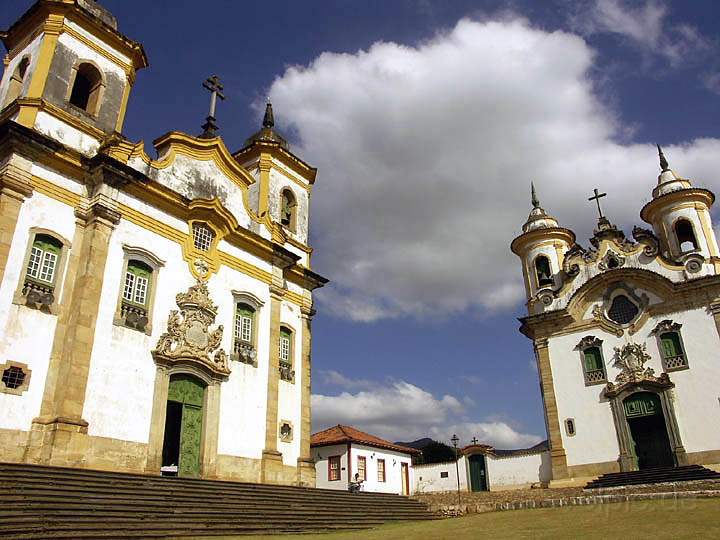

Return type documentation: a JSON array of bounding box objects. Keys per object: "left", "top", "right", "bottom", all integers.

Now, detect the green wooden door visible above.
[
  {"left": 468, "top": 455, "right": 488, "bottom": 492},
  {"left": 624, "top": 392, "right": 674, "bottom": 470},
  {"left": 168, "top": 375, "right": 205, "bottom": 478}
]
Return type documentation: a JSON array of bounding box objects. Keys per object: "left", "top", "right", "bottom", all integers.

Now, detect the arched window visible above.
[
  {"left": 114, "top": 247, "right": 164, "bottom": 334},
  {"left": 26, "top": 233, "right": 63, "bottom": 285},
  {"left": 123, "top": 260, "right": 153, "bottom": 307},
  {"left": 233, "top": 303, "right": 257, "bottom": 365},
  {"left": 280, "top": 189, "right": 297, "bottom": 231},
  {"left": 607, "top": 294, "right": 639, "bottom": 325},
  {"left": 15, "top": 230, "right": 69, "bottom": 314},
  {"left": 279, "top": 326, "right": 294, "bottom": 382},
  {"left": 674, "top": 219, "right": 698, "bottom": 253},
  {"left": 3, "top": 56, "right": 29, "bottom": 108},
  {"left": 534, "top": 255, "right": 553, "bottom": 287},
  {"left": 652, "top": 320, "right": 688, "bottom": 371},
  {"left": 576, "top": 336, "right": 606, "bottom": 385},
  {"left": 69, "top": 62, "right": 103, "bottom": 114}
]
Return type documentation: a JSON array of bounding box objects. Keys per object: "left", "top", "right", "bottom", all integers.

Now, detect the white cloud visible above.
[
  {"left": 312, "top": 380, "right": 540, "bottom": 448},
  {"left": 570, "top": 0, "right": 710, "bottom": 66},
  {"left": 268, "top": 16, "right": 720, "bottom": 322},
  {"left": 318, "top": 369, "right": 376, "bottom": 390}
]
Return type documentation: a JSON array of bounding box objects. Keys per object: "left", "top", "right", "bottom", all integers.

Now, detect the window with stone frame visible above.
[
  {"left": 114, "top": 247, "right": 164, "bottom": 335},
  {"left": 15, "top": 231, "right": 68, "bottom": 314},
  {"left": 280, "top": 188, "right": 297, "bottom": 232},
  {"left": 0, "top": 361, "right": 31, "bottom": 396},
  {"left": 565, "top": 418, "right": 576, "bottom": 437},
  {"left": 377, "top": 458, "right": 386, "bottom": 482},
  {"left": 576, "top": 336, "right": 606, "bottom": 385},
  {"left": 607, "top": 294, "right": 639, "bottom": 325},
  {"left": 279, "top": 326, "right": 295, "bottom": 382},
  {"left": 233, "top": 303, "right": 257, "bottom": 365},
  {"left": 357, "top": 456, "right": 367, "bottom": 482},
  {"left": 652, "top": 320, "right": 688, "bottom": 371},
  {"left": 3, "top": 56, "right": 29, "bottom": 108},
  {"left": 328, "top": 455, "right": 341, "bottom": 481},
  {"left": 192, "top": 222, "right": 215, "bottom": 252}
]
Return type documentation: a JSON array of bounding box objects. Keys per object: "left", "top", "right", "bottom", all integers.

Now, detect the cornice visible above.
[
  {"left": 640, "top": 187, "right": 715, "bottom": 224},
  {"left": 233, "top": 140, "right": 317, "bottom": 186},
  {"left": 510, "top": 226, "right": 576, "bottom": 256}
]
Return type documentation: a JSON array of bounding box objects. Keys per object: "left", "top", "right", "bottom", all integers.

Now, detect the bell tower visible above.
[
  {"left": 640, "top": 146, "right": 719, "bottom": 262},
  {"left": 0, "top": 0, "right": 147, "bottom": 154},
  {"left": 511, "top": 184, "right": 576, "bottom": 310}
]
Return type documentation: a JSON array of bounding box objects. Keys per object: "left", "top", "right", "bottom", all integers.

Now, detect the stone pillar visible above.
[
  {"left": 659, "top": 389, "right": 688, "bottom": 466},
  {"left": 145, "top": 366, "right": 170, "bottom": 473},
  {"left": 534, "top": 338, "right": 568, "bottom": 480},
  {"left": 261, "top": 276, "right": 285, "bottom": 483},
  {"left": 202, "top": 381, "right": 222, "bottom": 478},
  {"left": 26, "top": 193, "right": 120, "bottom": 467},
  {"left": 609, "top": 398, "right": 635, "bottom": 472},
  {"left": 296, "top": 301, "right": 316, "bottom": 486},
  {"left": 0, "top": 155, "right": 33, "bottom": 286}
]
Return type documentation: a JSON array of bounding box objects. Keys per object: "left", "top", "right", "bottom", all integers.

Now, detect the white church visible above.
[
  {"left": 511, "top": 149, "right": 720, "bottom": 487},
  {"left": 0, "top": 0, "right": 325, "bottom": 485}
]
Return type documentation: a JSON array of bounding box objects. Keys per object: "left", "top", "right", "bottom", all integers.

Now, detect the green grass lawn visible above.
[{"left": 184, "top": 499, "right": 720, "bottom": 540}]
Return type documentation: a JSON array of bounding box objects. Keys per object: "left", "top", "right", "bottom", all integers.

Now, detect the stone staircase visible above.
[
  {"left": 585, "top": 464, "right": 720, "bottom": 489},
  {"left": 0, "top": 463, "right": 435, "bottom": 539}
]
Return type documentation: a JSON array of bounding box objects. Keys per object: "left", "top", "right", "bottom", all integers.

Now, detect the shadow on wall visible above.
[{"left": 539, "top": 451, "right": 552, "bottom": 484}]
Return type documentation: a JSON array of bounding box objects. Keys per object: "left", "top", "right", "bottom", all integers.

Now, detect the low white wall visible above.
[
  {"left": 487, "top": 451, "right": 551, "bottom": 489},
  {"left": 414, "top": 457, "right": 468, "bottom": 494}
]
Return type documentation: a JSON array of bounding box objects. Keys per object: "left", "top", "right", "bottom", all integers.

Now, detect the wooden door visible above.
[
  {"left": 469, "top": 455, "right": 488, "bottom": 491},
  {"left": 167, "top": 375, "right": 205, "bottom": 478}
]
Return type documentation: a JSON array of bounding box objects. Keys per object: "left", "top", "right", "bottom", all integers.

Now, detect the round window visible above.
[{"left": 607, "top": 295, "right": 639, "bottom": 325}]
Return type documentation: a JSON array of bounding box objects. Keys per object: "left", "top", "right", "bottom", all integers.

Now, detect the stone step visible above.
[{"left": 585, "top": 465, "right": 720, "bottom": 489}]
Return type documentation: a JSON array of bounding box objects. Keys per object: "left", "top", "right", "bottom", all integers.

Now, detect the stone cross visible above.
[
  {"left": 200, "top": 75, "right": 225, "bottom": 138},
  {"left": 588, "top": 188, "right": 607, "bottom": 219},
  {"left": 471, "top": 437, "right": 479, "bottom": 445}
]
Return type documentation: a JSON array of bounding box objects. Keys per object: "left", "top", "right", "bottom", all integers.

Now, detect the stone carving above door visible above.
[
  {"left": 605, "top": 342, "right": 670, "bottom": 397},
  {"left": 153, "top": 280, "right": 230, "bottom": 381}
]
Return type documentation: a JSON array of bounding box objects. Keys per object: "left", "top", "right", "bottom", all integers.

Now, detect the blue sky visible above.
[{"left": 3, "top": 0, "right": 720, "bottom": 448}]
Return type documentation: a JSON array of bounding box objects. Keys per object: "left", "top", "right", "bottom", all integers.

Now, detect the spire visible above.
[
  {"left": 531, "top": 182, "right": 540, "bottom": 209},
  {"left": 657, "top": 144, "right": 669, "bottom": 172},
  {"left": 262, "top": 100, "right": 275, "bottom": 128}
]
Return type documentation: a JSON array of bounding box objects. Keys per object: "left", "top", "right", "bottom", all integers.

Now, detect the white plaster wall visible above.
[
  {"left": 487, "top": 452, "right": 550, "bottom": 488},
  {"left": 0, "top": 33, "right": 43, "bottom": 106},
  {"left": 414, "top": 457, "right": 468, "bottom": 493},
  {"left": 549, "top": 305, "right": 720, "bottom": 467},
  {"left": 30, "top": 162, "right": 85, "bottom": 196},
  {"left": 58, "top": 31, "right": 127, "bottom": 79},
  {"left": 314, "top": 444, "right": 348, "bottom": 489},
  {"left": 83, "top": 219, "right": 191, "bottom": 443},
  {"left": 0, "top": 193, "right": 76, "bottom": 430},
  {"left": 277, "top": 300, "right": 303, "bottom": 466},
  {"left": 349, "top": 444, "right": 414, "bottom": 495},
  {"left": 34, "top": 111, "right": 100, "bottom": 156},
  {"left": 64, "top": 21, "right": 132, "bottom": 65},
  {"left": 213, "top": 265, "right": 270, "bottom": 459},
  {"left": 269, "top": 166, "right": 309, "bottom": 245}
]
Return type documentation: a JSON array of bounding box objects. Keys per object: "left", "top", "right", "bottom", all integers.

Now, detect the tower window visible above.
[
  {"left": 192, "top": 223, "right": 215, "bottom": 251},
  {"left": 3, "top": 56, "right": 29, "bottom": 108},
  {"left": 69, "top": 62, "right": 103, "bottom": 115},
  {"left": 280, "top": 189, "right": 297, "bottom": 231},
  {"left": 674, "top": 219, "right": 698, "bottom": 253},
  {"left": 534, "top": 255, "right": 553, "bottom": 287},
  {"left": 607, "top": 295, "right": 639, "bottom": 325}
]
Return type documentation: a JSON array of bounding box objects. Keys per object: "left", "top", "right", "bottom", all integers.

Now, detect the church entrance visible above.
[
  {"left": 468, "top": 455, "right": 488, "bottom": 491},
  {"left": 161, "top": 374, "right": 205, "bottom": 477},
  {"left": 624, "top": 392, "right": 674, "bottom": 470}
]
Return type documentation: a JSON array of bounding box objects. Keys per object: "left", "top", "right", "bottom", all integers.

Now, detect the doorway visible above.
[
  {"left": 401, "top": 463, "right": 409, "bottom": 495},
  {"left": 161, "top": 374, "right": 205, "bottom": 477},
  {"left": 624, "top": 392, "right": 674, "bottom": 469},
  {"left": 468, "top": 454, "right": 488, "bottom": 491}
]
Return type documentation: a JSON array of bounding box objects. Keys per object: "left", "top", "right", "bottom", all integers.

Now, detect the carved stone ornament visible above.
[
  {"left": 598, "top": 250, "right": 625, "bottom": 271},
  {"left": 650, "top": 319, "right": 682, "bottom": 336},
  {"left": 683, "top": 253, "right": 703, "bottom": 274},
  {"left": 607, "top": 343, "right": 662, "bottom": 386},
  {"left": 575, "top": 335, "right": 602, "bottom": 351},
  {"left": 152, "top": 280, "right": 230, "bottom": 381},
  {"left": 631, "top": 226, "right": 660, "bottom": 257},
  {"left": 536, "top": 289, "right": 555, "bottom": 307}
]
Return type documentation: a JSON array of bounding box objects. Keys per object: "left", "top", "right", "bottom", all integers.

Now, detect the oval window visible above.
[{"left": 607, "top": 294, "right": 639, "bottom": 325}]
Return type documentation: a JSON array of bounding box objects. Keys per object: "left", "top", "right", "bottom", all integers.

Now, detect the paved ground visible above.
[{"left": 181, "top": 499, "right": 720, "bottom": 539}]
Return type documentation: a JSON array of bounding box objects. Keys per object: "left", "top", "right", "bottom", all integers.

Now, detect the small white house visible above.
[
  {"left": 414, "top": 441, "right": 552, "bottom": 493},
  {"left": 312, "top": 425, "right": 420, "bottom": 495}
]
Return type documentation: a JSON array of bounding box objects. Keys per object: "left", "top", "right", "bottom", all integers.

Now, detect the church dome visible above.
[
  {"left": 653, "top": 145, "right": 691, "bottom": 198},
  {"left": 522, "top": 183, "right": 559, "bottom": 233}
]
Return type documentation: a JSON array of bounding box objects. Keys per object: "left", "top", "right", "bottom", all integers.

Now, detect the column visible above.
[
  {"left": 534, "top": 338, "right": 568, "bottom": 480},
  {"left": 296, "top": 301, "right": 316, "bottom": 486},
  {"left": 0, "top": 155, "right": 33, "bottom": 286},
  {"left": 145, "top": 366, "right": 170, "bottom": 472}
]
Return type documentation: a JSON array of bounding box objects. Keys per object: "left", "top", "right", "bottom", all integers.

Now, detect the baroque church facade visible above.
[
  {"left": 0, "top": 0, "right": 326, "bottom": 485},
  {"left": 512, "top": 151, "right": 720, "bottom": 486}
]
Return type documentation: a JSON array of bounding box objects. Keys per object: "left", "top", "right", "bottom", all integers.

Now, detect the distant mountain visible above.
[{"left": 395, "top": 438, "right": 457, "bottom": 464}]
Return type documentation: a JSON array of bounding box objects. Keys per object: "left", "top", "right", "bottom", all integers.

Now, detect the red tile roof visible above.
[{"left": 311, "top": 425, "right": 421, "bottom": 455}]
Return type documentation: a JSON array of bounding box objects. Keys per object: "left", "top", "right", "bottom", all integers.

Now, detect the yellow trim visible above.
[
  {"left": 30, "top": 175, "right": 82, "bottom": 207},
  {"left": 115, "top": 79, "right": 132, "bottom": 133},
  {"left": 61, "top": 23, "right": 134, "bottom": 76},
  {"left": 697, "top": 207, "right": 719, "bottom": 257},
  {"left": 37, "top": 98, "right": 106, "bottom": 140}
]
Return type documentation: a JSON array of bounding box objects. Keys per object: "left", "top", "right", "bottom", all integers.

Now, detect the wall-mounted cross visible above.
[
  {"left": 588, "top": 188, "right": 607, "bottom": 219},
  {"left": 200, "top": 75, "right": 225, "bottom": 138},
  {"left": 471, "top": 437, "right": 479, "bottom": 445}
]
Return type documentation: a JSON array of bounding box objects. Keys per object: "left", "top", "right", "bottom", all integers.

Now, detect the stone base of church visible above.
[{"left": 0, "top": 428, "right": 310, "bottom": 486}]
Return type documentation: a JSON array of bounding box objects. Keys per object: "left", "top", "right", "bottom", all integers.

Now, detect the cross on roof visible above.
[
  {"left": 471, "top": 437, "right": 479, "bottom": 445},
  {"left": 588, "top": 188, "right": 607, "bottom": 219},
  {"left": 200, "top": 75, "right": 225, "bottom": 138}
]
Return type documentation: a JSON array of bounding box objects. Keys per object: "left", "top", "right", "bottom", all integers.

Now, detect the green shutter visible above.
[
  {"left": 280, "top": 328, "right": 291, "bottom": 340},
  {"left": 127, "top": 260, "right": 153, "bottom": 279},
  {"left": 236, "top": 304, "right": 254, "bottom": 318},
  {"left": 33, "top": 234, "right": 62, "bottom": 255},
  {"left": 584, "top": 347, "right": 602, "bottom": 371},
  {"left": 660, "top": 333, "right": 682, "bottom": 358}
]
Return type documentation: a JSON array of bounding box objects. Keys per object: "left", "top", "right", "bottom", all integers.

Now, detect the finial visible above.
[
  {"left": 657, "top": 144, "right": 669, "bottom": 172},
  {"left": 531, "top": 182, "right": 540, "bottom": 209},
  {"left": 262, "top": 101, "right": 275, "bottom": 128}
]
